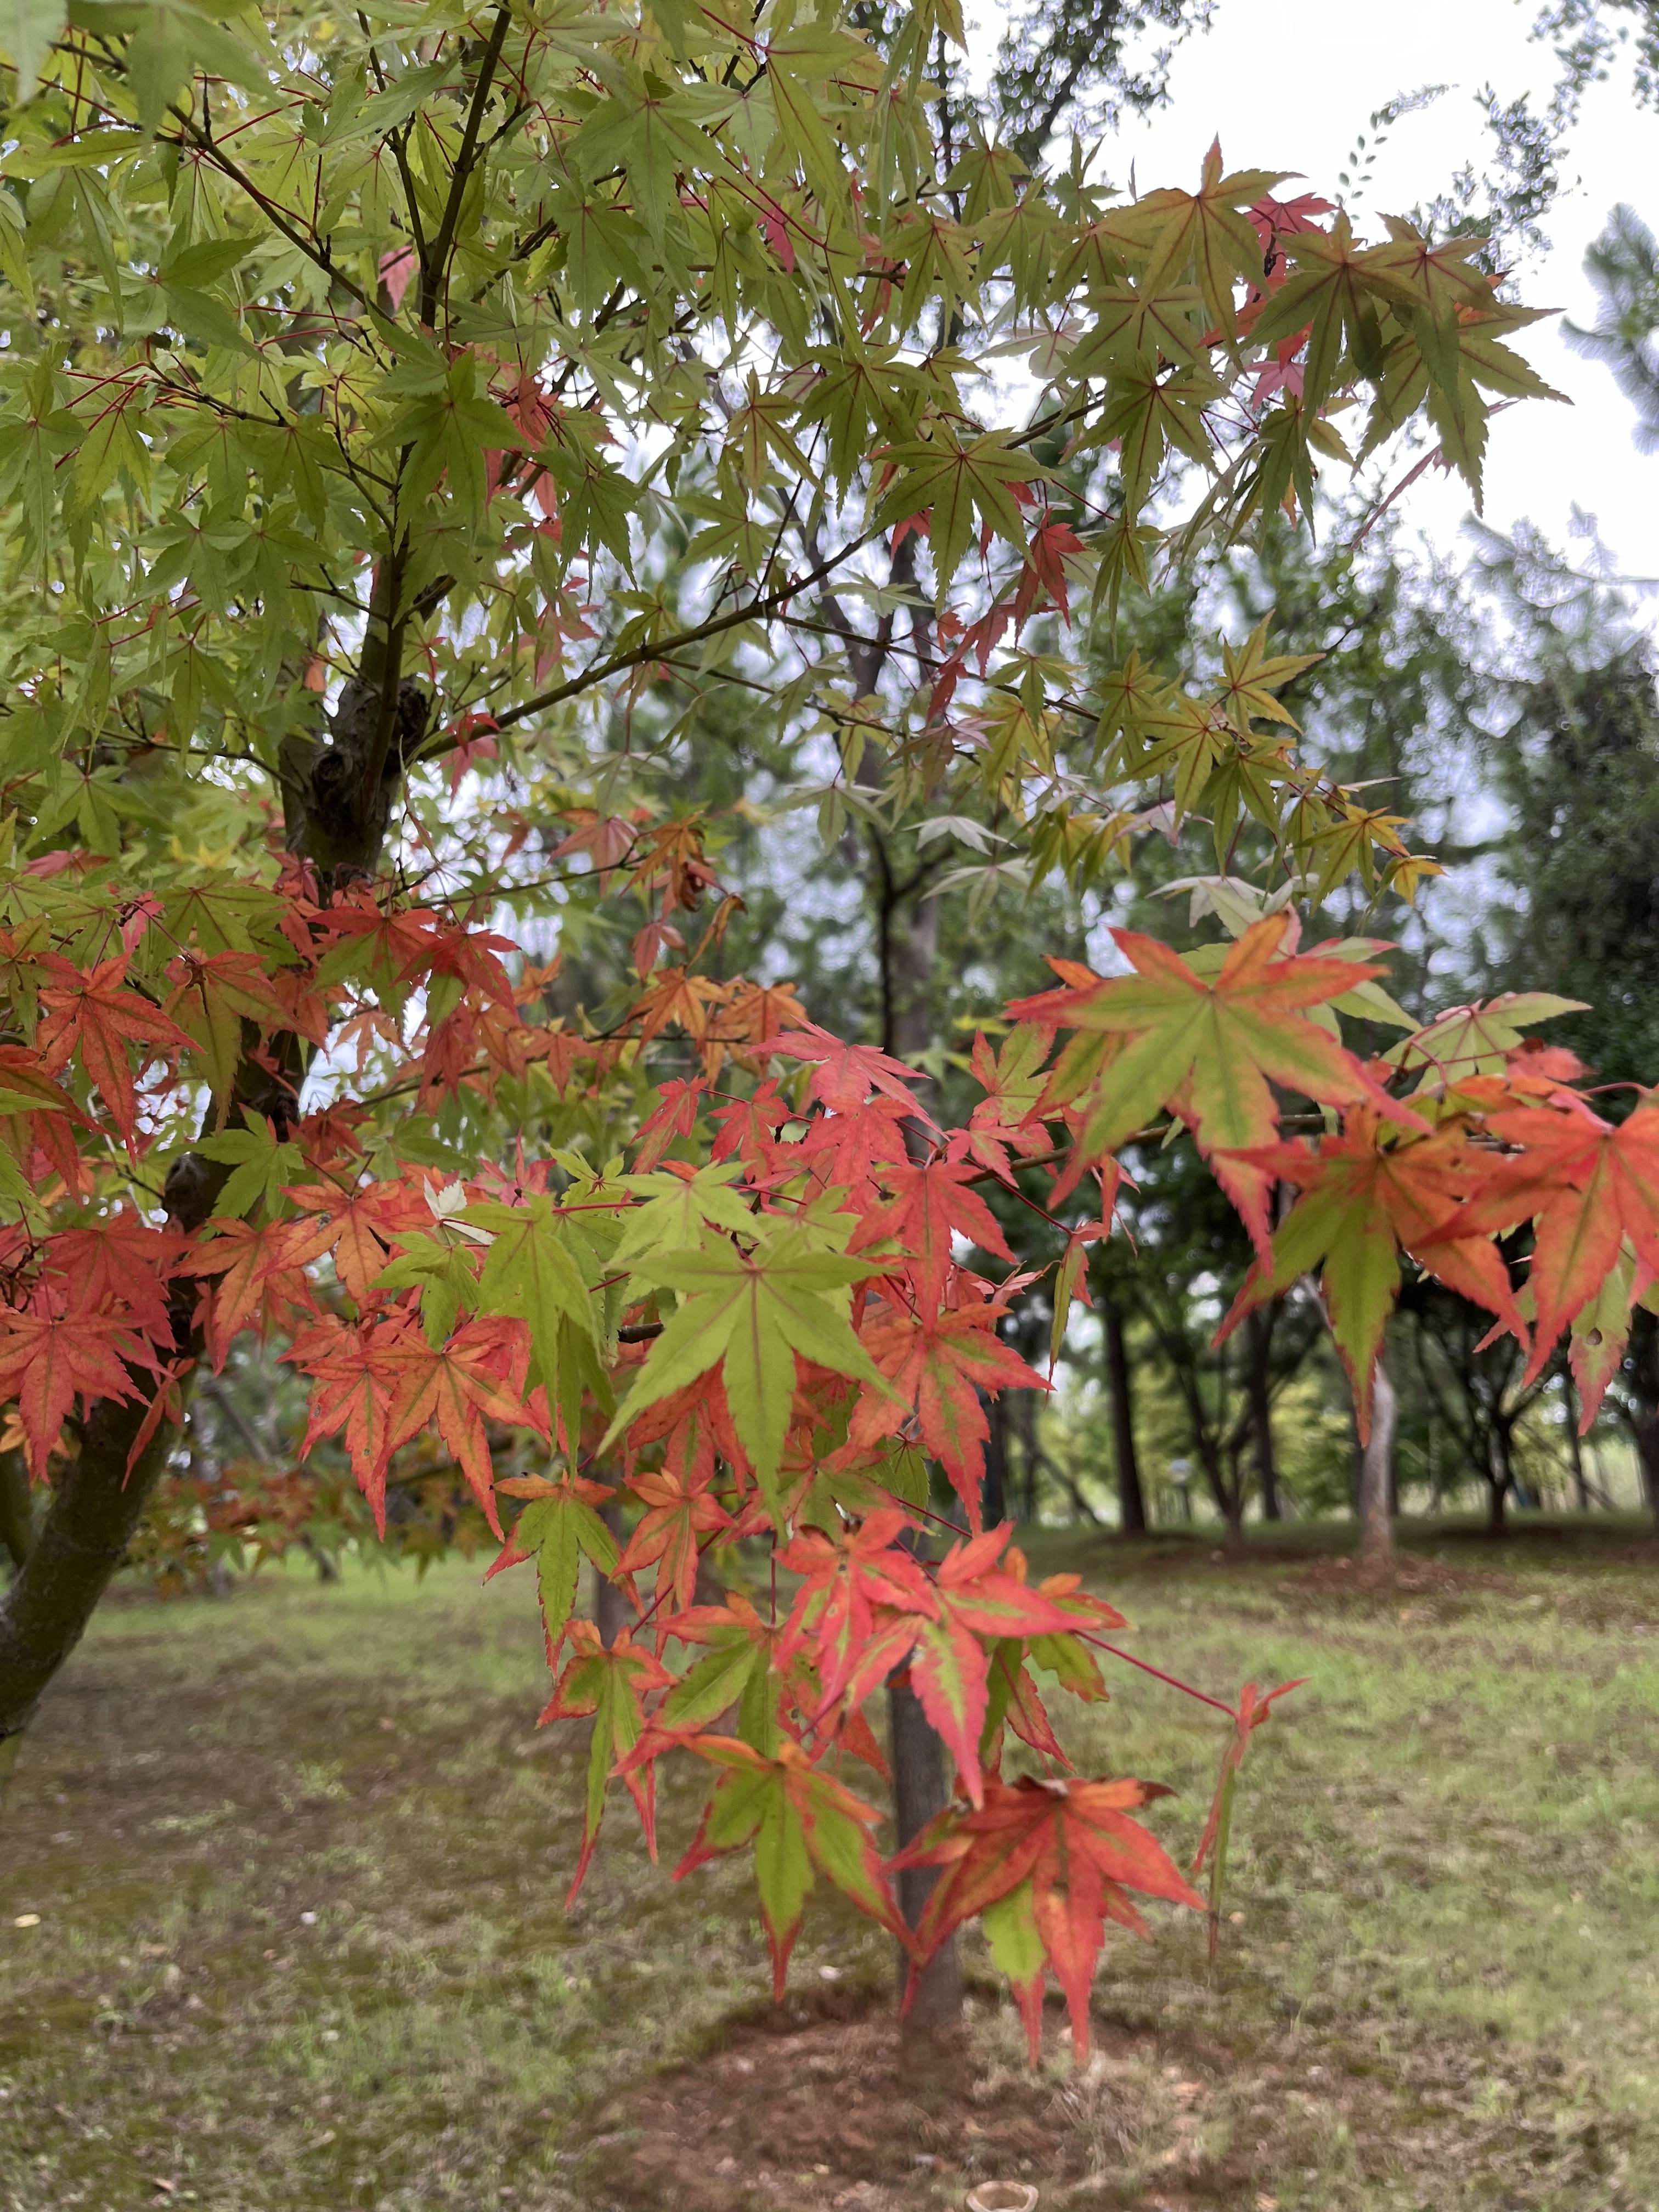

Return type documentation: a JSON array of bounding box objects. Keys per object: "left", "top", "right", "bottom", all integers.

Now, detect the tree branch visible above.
[{"left": 421, "top": 7, "right": 513, "bottom": 329}]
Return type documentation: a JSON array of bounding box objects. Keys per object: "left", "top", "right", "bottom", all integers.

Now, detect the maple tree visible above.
[{"left": 0, "top": 0, "right": 1630, "bottom": 2062}]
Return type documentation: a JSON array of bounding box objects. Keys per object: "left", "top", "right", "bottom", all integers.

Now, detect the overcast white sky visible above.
[{"left": 969, "top": 0, "right": 1659, "bottom": 585}]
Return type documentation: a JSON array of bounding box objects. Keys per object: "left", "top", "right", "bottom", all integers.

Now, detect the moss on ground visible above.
[{"left": 1, "top": 1516, "right": 1655, "bottom": 2210}]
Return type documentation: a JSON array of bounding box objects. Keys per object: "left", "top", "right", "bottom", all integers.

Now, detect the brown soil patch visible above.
[
  {"left": 577, "top": 1991, "right": 1235, "bottom": 2212},
  {"left": 1289, "top": 1553, "right": 1511, "bottom": 1600}
]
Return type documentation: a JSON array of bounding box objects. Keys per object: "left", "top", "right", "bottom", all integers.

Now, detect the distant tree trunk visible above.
[
  {"left": 1244, "top": 1306, "right": 1280, "bottom": 1523},
  {"left": 0, "top": 1455, "right": 32, "bottom": 1574},
  {"left": 1487, "top": 1415, "right": 1515, "bottom": 1534},
  {"left": 981, "top": 1390, "right": 1009, "bottom": 1527},
  {"left": 1099, "top": 1278, "right": 1147, "bottom": 1534},
  {"left": 1197, "top": 1423, "right": 1245, "bottom": 1553},
  {"left": 1561, "top": 1367, "right": 1591, "bottom": 1512},
  {"left": 1358, "top": 1357, "right": 1397, "bottom": 1562},
  {"left": 1486, "top": 1471, "right": 1508, "bottom": 1534}
]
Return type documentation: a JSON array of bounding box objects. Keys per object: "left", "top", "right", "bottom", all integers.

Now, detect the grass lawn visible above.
[{"left": 1, "top": 1516, "right": 1656, "bottom": 2211}]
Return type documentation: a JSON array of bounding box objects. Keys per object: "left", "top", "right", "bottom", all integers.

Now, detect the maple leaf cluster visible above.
[{"left": 4, "top": 858, "right": 1649, "bottom": 2052}]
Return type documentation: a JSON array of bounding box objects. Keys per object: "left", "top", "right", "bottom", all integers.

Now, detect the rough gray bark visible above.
[
  {"left": 1624, "top": 1308, "right": 1659, "bottom": 1524},
  {"left": 1561, "top": 1369, "right": 1592, "bottom": 1511},
  {"left": 1486, "top": 1414, "right": 1516, "bottom": 1534},
  {"left": 981, "top": 1391, "right": 1009, "bottom": 1527}
]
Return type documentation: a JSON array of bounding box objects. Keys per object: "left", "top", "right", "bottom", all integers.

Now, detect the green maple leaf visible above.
[
  {"left": 1103, "top": 143, "right": 1283, "bottom": 325},
  {"left": 1215, "top": 617, "right": 1320, "bottom": 737},
  {"left": 1094, "top": 356, "right": 1222, "bottom": 522},
  {"left": 1249, "top": 212, "right": 1398, "bottom": 414},
  {"left": 374, "top": 1233, "right": 483, "bottom": 1346},
  {"left": 873, "top": 430, "right": 1049, "bottom": 594},
  {"left": 675, "top": 1737, "right": 904, "bottom": 1998},
  {"left": 196, "top": 1114, "right": 304, "bottom": 1221},
  {"left": 570, "top": 66, "right": 720, "bottom": 244},
  {"left": 603, "top": 1226, "right": 888, "bottom": 1515},
  {"left": 489, "top": 1474, "right": 620, "bottom": 1652},
  {"left": 0, "top": 0, "right": 66, "bottom": 102},
  {"left": 610, "top": 1159, "right": 755, "bottom": 1267},
  {"left": 468, "top": 1195, "right": 600, "bottom": 1417},
  {"left": 1066, "top": 282, "right": 1205, "bottom": 375},
  {"left": 544, "top": 1624, "right": 672, "bottom": 1901}
]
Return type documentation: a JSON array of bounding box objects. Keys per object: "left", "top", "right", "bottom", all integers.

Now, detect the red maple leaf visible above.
[
  {"left": 770, "top": 1023, "right": 937, "bottom": 1123},
  {"left": 1009, "top": 916, "right": 1421, "bottom": 1253},
  {"left": 633, "top": 1077, "right": 707, "bottom": 1171},
  {"left": 851, "top": 1155, "right": 1016, "bottom": 1305},
  {"left": 289, "top": 1313, "right": 399, "bottom": 1531},
  {"left": 840, "top": 1525, "right": 1080, "bottom": 1805},
  {"left": 777, "top": 1507, "right": 936, "bottom": 1707},
  {"left": 35, "top": 953, "right": 192, "bottom": 1151},
  {"left": 0, "top": 1306, "right": 159, "bottom": 1475},
  {"left": 898, "top": 1774, "right": 1204, "bottom": 2057},
  {"left": 846, "top": 1299, "right": 1048, "bottom": 1528},
  {"left": 307, "top": 888, "right": 441, "bottom": 979},
  {"left": 284, "top": 1178, "right": 425, "bottom": 1305},
  {"left": 179, "top": 1216, "right": 330, "bottom": 1370},
  {"left": 1423, "top": 1091, "right": 1659, "bottom": 1379},
  {"left": 796, "top": 1093, "right": 915, "bottom": 1204},
  {"left": 617, "top": 1459, "right": 733, "bottom": 1621},
  {"left": 0, "top": 1044, "right": 89, "bottom": 1195},
  {"left": 290, "top": 1311, "right": 546, "bottom": 1534},
  {"left": 709, "top": 1078, "right": 792, "bottom": 1176},
  {"left": 372, "top": 1314, "right": 545, "bottom": 1534},
  {"left": 1014, "top": 515, "right": 1084, "bottom": 627},
  {"left": 42, "top": 1212, "right": 187, "bottom": 1345},
  {"left": 1217, "top": 1108, "right": 1524, "bottom": 1439}
]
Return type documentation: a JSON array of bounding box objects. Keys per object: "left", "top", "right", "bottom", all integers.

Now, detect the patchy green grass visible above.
[{"left": 1, "top": 1516, "right": 1656, "bottom": 2211}]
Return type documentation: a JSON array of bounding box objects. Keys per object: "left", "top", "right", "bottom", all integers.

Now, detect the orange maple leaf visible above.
[
  {"left": 1010, "top": 915, "right": 1421, "bottom": 1251},
  {"left": 898, "top": 1774, "right": 1204, "bottom": 2058},
  {"left": 36, "top": 955, "right": 192, "bottom": 1152}
]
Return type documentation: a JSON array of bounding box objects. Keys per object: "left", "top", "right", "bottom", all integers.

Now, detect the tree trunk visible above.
[
  {"left": 595, "top": 1496, "right": 630, "bottom": 1649},
  {"left": 1194, "top": 1424, "right": 1244, "bottom": 1550},
  {"left": 832, "top": 533, "right": 964, "bottom": 2036},
  {"left": 981, "top": 1391, "right": 1009, "bottom": 1527},
  {"left": 0, "top": 580, "right": 429, "bottom": 1779},
  {"left": 1626, "top": 1308, "right": 1659, "bottom": 1523},
  {"left": 1561, "top": 1367, "right": 1591, "bottom": 1511},
  {"left": 888, "top": 1666, "right": 963, "bottom": 2049},
  {"left": 1487, "top": 1418, "right": 1515, "bottom": 1534},
  {"left": 1244, "top": 1306, "right": 1280, "bottom": 1523},
  {"left": 1357, "top": 1356, "right": 1397, "bottom": 1563},
  {"left": 1099, "top": 1278, "right": 1147, "bottom": 1535},
  {"left": 0, "top": 1454, "right": 32, "bottom": 1573},
  {"left": 1486, "top": 1469, "right": 1509, "bottom": 1534}
]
